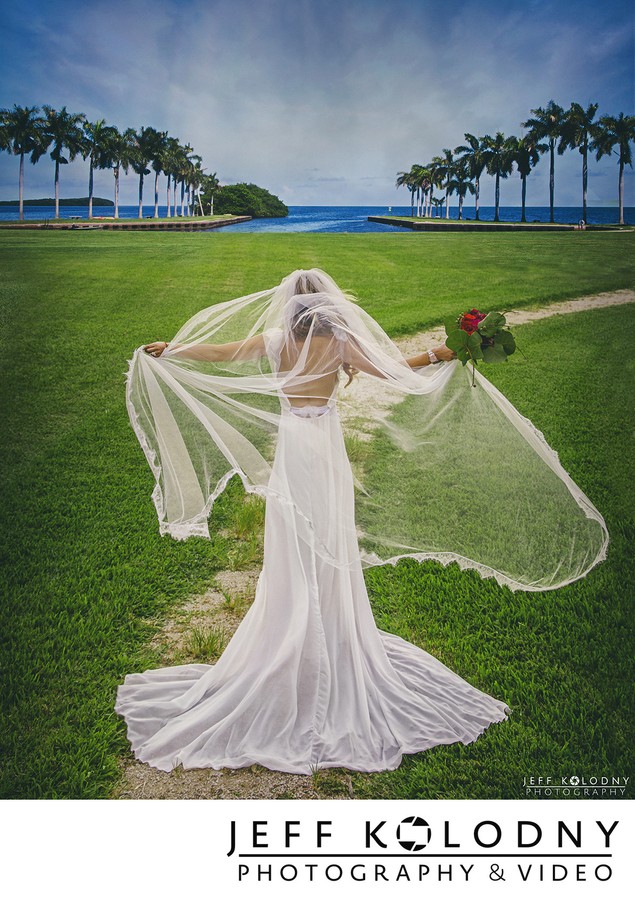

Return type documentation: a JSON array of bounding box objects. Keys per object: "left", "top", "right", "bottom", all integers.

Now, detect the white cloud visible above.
[{"left": 0, "top": 0, "right": 632, "bottom": 206}]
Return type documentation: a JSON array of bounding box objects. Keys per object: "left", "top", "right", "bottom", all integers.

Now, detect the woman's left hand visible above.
[{"left": 433, "top": 345, "right": 456, "bottom": 362}]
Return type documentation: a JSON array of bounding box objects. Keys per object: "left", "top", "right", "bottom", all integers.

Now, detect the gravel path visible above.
[{"left": 112, "top": 287, "right": 634, "bottom": 801}]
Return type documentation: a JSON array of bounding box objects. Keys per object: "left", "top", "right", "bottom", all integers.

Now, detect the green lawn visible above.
[{"left": 0, "top": 230, "right": 633, "bottom": 798}]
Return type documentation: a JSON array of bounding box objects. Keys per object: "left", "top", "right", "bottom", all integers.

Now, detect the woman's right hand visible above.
[{"left": 143, "top": 341, "right": 168, "bottom": 357}]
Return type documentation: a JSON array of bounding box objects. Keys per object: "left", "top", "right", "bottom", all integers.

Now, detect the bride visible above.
[{"left": 115, "top": 268, "right": 608, "bottom": 774}]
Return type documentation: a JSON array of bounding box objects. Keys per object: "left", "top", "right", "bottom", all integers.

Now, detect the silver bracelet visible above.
[{"left": 427, "top": 349, "right": 438, "bottom": 364}]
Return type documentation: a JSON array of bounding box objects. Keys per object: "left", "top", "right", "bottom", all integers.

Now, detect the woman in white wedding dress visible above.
[{"left": 115, "top": 269, "right": 608, "bottom": 774}]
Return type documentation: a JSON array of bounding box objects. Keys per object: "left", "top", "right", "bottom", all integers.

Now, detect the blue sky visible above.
[{"left": 0, "top": 0, "right": 633, "bottom": 207}]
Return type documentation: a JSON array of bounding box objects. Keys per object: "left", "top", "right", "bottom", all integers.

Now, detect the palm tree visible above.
[
  {"left": 447, "top": 160, "right": 475, "bottom": 220},
  {"left": 482, "top": 132, "right": 514, "bottom": 222},
  {"left": 149, "top": 130, "right": 168, "bottom": 218},
  {"left": 130, "top": 126, "right": 163, "bottom": 219},
  {"left": 185, "top": 154, "right": 204, "bottom": 215},
  {"left": 591, "top": 112, "right": 635, "bottom": 225},
  {"left": 396, "top": 169, "right": 417, "bottom": 216},
  {"left": 430, "top": 149, "right": 455, "bottom": 218},
  {"left": 427, "top": 163, "right": 444, "bottom": 217},
  {"left": 204, "top": 171, "right": 219, "bottom": 215},
  {"left": 558, "top": 102, "right": 600, "bottom": 224},
  {"left": 455, "top": 133, "right": 487, "bottom": 220},
  {"left": 160, "top": 136, "right": 181, "bottom": 218},
  {"left": 0, "top": 105, "right": 48, "bottom": 221},
  {"left": 409, "top": 165, "right": 422, "bottom": 217},
  {"left": 82, "top": 119, "right": 118, "bottom": 218},
  {"left": 412, "top": 164, "right": 432, "bottom": 217},
  {"left": 106, "top": 128, "right": 136, "bottom": 219},
  {"left": 430, "top": 196, "right": 445, "bottom": 218},
  {"left": 508, "top": 135, "right": 545, "bottom": 222},
  {"left": 41, "top": 106, "right": 86, "bottom": 219},
  {"left": 174, "top": 143, "right": 194, "bottom": 216},
  {"left": 522, "top": 100, "right": 565, "bottom": 223}
]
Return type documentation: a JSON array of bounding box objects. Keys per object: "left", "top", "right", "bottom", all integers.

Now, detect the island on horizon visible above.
[{"left": 0, "top": 197, "right": 114, "bottom": 207}]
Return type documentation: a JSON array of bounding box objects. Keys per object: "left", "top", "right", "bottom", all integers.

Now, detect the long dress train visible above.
[{"left": 115, "top": 400, "right": 510, "bottom": 774}]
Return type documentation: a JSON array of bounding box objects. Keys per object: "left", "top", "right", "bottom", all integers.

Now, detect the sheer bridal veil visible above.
[{"left": 125, "top": 268, "right": 608, "bottom": 592}]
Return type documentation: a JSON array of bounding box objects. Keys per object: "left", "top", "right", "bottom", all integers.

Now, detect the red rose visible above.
[{"left": 459, "top": 309, "right": 487, "bottom": 334}]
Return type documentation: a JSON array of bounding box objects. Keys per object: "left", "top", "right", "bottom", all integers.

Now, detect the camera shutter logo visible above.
[{"left": 396, "top": 816, "right": 431, "bottom": 851}]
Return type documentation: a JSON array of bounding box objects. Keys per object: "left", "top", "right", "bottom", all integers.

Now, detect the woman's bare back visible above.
[{"left": 279, "top": 335, "right": 342, "bottom": 407}]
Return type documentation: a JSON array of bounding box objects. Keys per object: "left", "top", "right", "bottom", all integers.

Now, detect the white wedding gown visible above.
[{"left": 115, "top": 392, "right": 510, "bottom": 775}]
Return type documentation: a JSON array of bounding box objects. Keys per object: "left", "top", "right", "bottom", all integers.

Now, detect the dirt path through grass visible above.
[{"left": 112, "top": 287, "right": 634, "bottom": 801}]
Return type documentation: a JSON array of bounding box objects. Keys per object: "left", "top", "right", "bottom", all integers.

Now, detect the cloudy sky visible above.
[{"left": 0, "top": 0, "right": 633, "bottom": 207}]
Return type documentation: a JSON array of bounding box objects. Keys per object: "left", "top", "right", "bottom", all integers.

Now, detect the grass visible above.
[
  {"left": 352, "top": 304, "right": 634, "bottom": 799},
  {"left": 184, "top": 626, "right": 229, "bottom": 662},
  {"left": 0, "top": 230, "right": 633, "bottom": 799}
]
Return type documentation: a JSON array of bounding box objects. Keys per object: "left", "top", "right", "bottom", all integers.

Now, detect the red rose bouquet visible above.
[{"left": 445, "top": 308, "right": 516, "bottom": 386}]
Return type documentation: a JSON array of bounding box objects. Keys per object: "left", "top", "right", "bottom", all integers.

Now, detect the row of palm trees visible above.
[
  {"left": 397, "top": 101, "right": 635, "bottom": 225},
  {"left": 0, "top": 104, "right": 220, "bottom": 221}
]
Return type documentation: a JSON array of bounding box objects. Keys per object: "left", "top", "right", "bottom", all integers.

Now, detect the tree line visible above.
[
  {"left": 0, "top": 104, "right": 220, "bottom": 221},
  {"left": 397, "top": 100, "right": 635, "bottom": 225}
]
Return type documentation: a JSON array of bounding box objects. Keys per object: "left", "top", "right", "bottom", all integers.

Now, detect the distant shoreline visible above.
[{"left": 0, "top": 197, "right": 114, "bottom": 207}]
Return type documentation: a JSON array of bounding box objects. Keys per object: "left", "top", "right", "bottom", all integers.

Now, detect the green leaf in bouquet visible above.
[
  {"left": 482, "top": 342, "right": 508, "bottom": 363},
  {"left": 494, "top": 330, "right": 516, "bottom": 355},
  {"left": 445, "top": 329, "right": 469, "bottom": 351},
  {"left": 444, "top": 316, "right": 460, "bottom": 335},
  {"left": 456, "top": 347, "right": 471, "bottom": 365},
  {"left": 478, "top": 311, "right": 506, "bottom": 336}
]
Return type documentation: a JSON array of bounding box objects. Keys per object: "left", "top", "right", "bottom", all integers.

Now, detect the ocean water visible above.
[
  {"left": 211, "top": 205, "right": 635, "bottom": 231},
  {"left": 0, "top": 203, "right": 632, "bottom": 229}
]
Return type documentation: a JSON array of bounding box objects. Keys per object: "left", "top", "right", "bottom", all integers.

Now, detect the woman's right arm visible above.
[{"left": 143, "top": 334, "right": 266, "bottom": 362}]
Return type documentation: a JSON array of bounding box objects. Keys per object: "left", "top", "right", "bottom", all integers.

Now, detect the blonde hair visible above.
[{"left": 288, "top": 271, "right": 357, "bottom": 387}]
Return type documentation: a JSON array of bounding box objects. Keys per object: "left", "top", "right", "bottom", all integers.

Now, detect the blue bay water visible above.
[{"left": 0, "top": 204, "right": 633, "bottom": 229}]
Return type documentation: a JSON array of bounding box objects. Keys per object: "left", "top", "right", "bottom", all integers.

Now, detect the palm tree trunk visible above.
[
  {"left": 198, "top": 191, "right": 204, "bottom": 216},
  {"left": 549, "top": 139, "right": 555, "bottom": 223},
  {"left": 445, "top": 178, "right": 450, "bottom": 218},
  {"left": 618, "top": 157, "right": 624, "bottom": 225},
  {"left": 495, "top": 172, "right": 500, "bottom": 222},
  {"left": 114, "top": 166, "right": 120, "bottom": 219},
  {"left": 458, "top": 195, "right": 464, "bottom": 219},
  {"left": 474, "top": 176, "right": 480, "bottom": 221},
  {"left": 521, "top": 175, "right": 527, "bottom": 223},
  {"left": 88, "top": 157, "right": 94, "bottom": 219},
  {"left": 154, "top": 170, "right": 159, "bottom": 218},
  {"left": 55, "top": 159, "right": 60, "bottom": 220},
  {"left": 410, "top": 188, "right": 414, "bottom": 217},
  {"left": 138, "top": 173, "right": 144, "bottom": 219},
  {"left": 166, "top": 175, "right": 171, "bottom": 218},
  {"left": 582, "top": 142, "right": 588, "bottom": 224},
  {"left": 19, "top": 152, "right": 25, "bottom": 222},
  {"left": 180, "top": 181, "right": 185, "bottom": 216}
]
